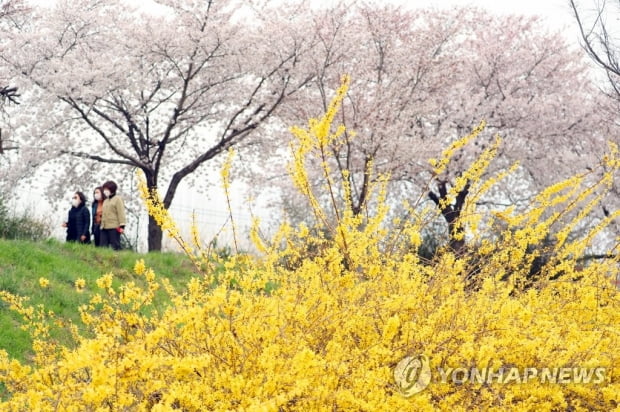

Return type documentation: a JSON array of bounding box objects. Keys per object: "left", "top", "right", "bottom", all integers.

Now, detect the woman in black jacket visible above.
[
  {"left": 91, "top": 186, "right": 104, "bottom": 246},
  {"left": 63, "top": 191, "right": 91, "bottom": 243}
]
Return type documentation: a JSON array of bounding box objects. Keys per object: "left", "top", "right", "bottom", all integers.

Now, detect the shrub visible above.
[
  {"left": 0, "top": 77, "right": 618, "bottom": 411},
  {"left": 0, "top": 197, "right": 51, "bottom": 241}
]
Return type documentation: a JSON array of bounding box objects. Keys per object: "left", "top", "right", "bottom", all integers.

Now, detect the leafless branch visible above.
[
  {"left": 0, "top": 85, "right": 19, "bottom": 104},
  {"left": 570, "top": 0, "right": 620, "bottom": 99}
]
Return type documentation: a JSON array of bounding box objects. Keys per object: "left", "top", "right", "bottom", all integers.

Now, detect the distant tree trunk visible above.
[
  {"left": 148, "top": 216, "right": 163, "bottom": 252},
  {"left": 350, "top": 155, "right": 372, "bottom": 216},
  {"left": 428, "top": 179, "right": 470, "bottom": 254},
  {"left": 143, "top": 169, "right": 164, "bottom": 252}
]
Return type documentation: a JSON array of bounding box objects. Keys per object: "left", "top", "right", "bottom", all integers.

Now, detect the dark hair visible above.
[
  {"left": 92, "top": 186, "right": 103, "bottom": 207},
  {"left": 75, "top": 191, "right": 87, "bottom": 206},
  {"left": 102, "top": 181, "right": 118, "bottom": 195}
]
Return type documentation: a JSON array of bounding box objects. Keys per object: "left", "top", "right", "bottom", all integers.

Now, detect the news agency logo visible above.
[
  {"left": 393, "top": 354, "right": 432, "bottom": 397},
  {"left": 394, "top": 354, "right": 606, "bottom": 397}
]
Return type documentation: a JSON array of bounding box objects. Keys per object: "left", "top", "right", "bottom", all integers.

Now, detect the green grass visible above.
[{"left": 0, "top": 238, "right": 201, "bottom": 362}]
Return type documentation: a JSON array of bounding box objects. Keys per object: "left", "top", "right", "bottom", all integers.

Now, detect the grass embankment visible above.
[{"left": 0, "top": 238, "right": 200, "bottom": 362}]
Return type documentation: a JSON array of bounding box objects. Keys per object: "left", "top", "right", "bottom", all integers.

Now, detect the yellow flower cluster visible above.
[
  {"left": 221, "top": 148, "right": 240, "bottom": 253},
  {"left": 0, "top": 79, "right": 618, "bottom": 411},
  {"left": 74, "top": 278, "right": 86, "bottom": 292},
  {"left": 428, "top": 120, "right": 486, "bottom": 176}
]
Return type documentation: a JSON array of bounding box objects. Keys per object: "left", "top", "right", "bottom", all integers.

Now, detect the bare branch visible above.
[
  {"left": 59, "top": 149, "right": 136, "bottom": 166},
  {"left": 0, "top": 85, "right": 19, "bottom": 104},
  {"left": 570, "top": 0, "right": 620, "bottom": 98}
]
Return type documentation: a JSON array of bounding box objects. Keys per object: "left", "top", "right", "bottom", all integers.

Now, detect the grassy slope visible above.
[{"left": 0, "top": 238, "right": 200, "bottom": 362}]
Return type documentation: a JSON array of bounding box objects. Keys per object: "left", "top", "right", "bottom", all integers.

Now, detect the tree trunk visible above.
[
  {"left": 143, "top": 170, "right": 164, "bottom": 252},
  {"left": 428, "top": 179, "right": 470, "bottom": 255},
  {"left": 447, "top": 219, "right": 465, "bottom": 253},
  {"left": 148, "top": 215, "right": 163, "bottom": 252}
]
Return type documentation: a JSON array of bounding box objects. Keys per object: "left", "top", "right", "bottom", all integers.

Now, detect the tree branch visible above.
[
  {"left": 575, "top": 253, "right": 617, "bottom": 263},
  {"left": 61, "top": 97, "right": 147, "bottom": 169},
  {"left": 59, "top": 149, "right": 136, "bottom": 166},
  {"left": 0, "top": 86, "right": 19, "bottom": 105},
  {"left": 570, "top": 0, "right": 620, "bottom": 79}
]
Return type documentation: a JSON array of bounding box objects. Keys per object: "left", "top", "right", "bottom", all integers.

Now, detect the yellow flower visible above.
[
  {"left": 95, "top": 273, "right": 113, "bottom": 290},
  {"left": 74, "top": 278, "right": 86, "bottom": 292},
  {"left": 133, "top": 259, "right": 146, "bottom": 276},
  {"left": 38, "top": 277, "right": 49, "bottom": 288}
]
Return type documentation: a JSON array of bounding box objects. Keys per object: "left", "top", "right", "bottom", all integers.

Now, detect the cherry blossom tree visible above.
[
  {"left": 2, "top": 1, "right": 616, "bottom": 252},
  {"left": 267, "top": 4, "right": 616, "bottom": 251},
  {"left": 0, "top": 0, "right": 26, "bottom": 156},
  {"left": 0, "top": 0, "right": 24, "bottom": 101},
  {"left": 0, "top": 0, "right": 318, "bottom": 250}
]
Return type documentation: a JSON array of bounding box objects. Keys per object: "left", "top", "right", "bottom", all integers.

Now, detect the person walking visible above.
[
  {"left": 62, "top": 191, "right": 91, "bottom": 244},
  {"left": 91, "top": 186, "right": 104, "bottom": 246},
  {"left": 100, "top": 180, "right": 126, "bottom": 250}
]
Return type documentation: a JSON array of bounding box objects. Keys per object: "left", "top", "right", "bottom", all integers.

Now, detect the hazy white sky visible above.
[
  {"left": 416, "top": 0, "right": 572, "bottom": 19},
  {"left": 389, "top": 0, "right": 570, "bottom": 17},
  {"left": 384, "top": 0, "right": 583, "bottom": 43},
  {"left": 36, "top": 0, "right": 586, "bottom": 38},
  {"left": 304, "top": 0, "right": 588, "bottom": 50}
]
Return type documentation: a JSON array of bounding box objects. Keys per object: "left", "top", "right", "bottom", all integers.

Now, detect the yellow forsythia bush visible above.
[{"left": 0, "top": 77, "right": 619, "bottom": 411}]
